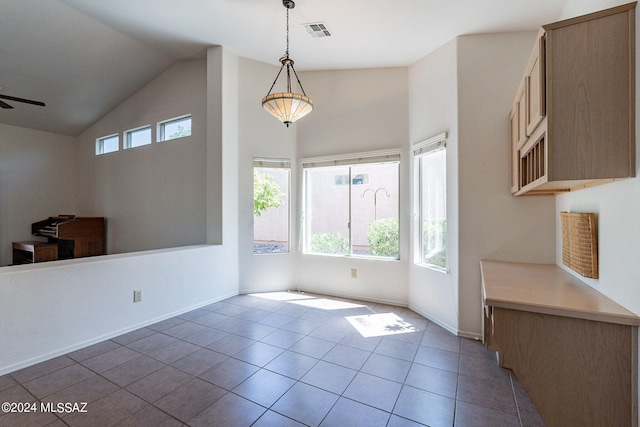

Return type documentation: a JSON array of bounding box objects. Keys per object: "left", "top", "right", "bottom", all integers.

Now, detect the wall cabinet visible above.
[{"left": 510, "top": 3, "right": 636, "bottom": 196}]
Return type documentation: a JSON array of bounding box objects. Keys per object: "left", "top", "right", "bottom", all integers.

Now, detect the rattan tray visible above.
[{"left": 560, "top": 211, "right": 598, "bottom": 279}]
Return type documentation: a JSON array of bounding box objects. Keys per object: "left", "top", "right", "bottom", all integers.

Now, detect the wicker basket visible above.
[{"left": 560, "top": 211, "right": 598, "bottom": 279}]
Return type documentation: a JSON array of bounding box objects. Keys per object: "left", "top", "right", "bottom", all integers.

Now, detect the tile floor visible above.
[{"left": 0, "top": 292, "right": 545, "bottom": 426}]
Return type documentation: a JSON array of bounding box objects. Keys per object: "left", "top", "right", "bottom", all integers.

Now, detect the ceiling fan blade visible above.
[
  {"left": 0, "top": 94, "right": 45, "bottom": 107},
  {"left": 0, "top": 99, "right": 14, "bottom": 109}
]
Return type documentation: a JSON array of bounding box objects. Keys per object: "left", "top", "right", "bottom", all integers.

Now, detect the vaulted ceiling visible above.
[{"left": 0, "top": 0, "right": 567, "bottom": 136}]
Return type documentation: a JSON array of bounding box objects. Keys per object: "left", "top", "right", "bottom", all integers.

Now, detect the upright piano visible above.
[{"left": 13, "top": 215, "right": 105, "bottom": 264}]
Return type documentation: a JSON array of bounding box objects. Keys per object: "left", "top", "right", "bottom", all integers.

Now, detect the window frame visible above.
[
  {"left": 302, "top": 149, "right": 401, "bottom": 260},
  {"left": 413, "top": 133, "right": 448, "bottom": 272},
  {"left": 95, "top": 133, "right": 119, "bottom": 155},
  {"left": 253, "top": 158, "right": 291, "bottom": 255},
  {"left": 157, "top": 114, "right": 192, "bottom": 142},
  {"left": 124, "top": 125, "right": 152, "bottom": 149}
]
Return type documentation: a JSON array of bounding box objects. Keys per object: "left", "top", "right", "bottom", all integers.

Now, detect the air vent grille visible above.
[{"left": 302, "top": 22, "right": 332, "bottom": 38}]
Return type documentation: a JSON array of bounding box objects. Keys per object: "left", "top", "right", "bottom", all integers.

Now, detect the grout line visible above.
[{"left": 3, "top": 293, "right": 540, "bottom": 426}]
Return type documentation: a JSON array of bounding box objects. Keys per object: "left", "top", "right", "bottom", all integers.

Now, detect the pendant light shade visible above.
[
  {"left": 262, "top": 0, "right": 313, "bottom": 127},
  {"left": 262, "top": 92, "right": 314, "bottom": 127}
]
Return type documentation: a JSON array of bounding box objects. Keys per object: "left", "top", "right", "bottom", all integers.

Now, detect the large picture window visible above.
[
  {"left": 303, "top": 151, "right": 400, "bottom": 259},
  {"left": 253, "top": 159, "right": 290, "bottom": 254},
  {"left": 414, "top": 134, "right": 447, "bottom": 270}
]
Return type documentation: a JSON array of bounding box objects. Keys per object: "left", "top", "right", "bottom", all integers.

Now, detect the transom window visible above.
[
  {"left": 158, "top": 115, "right": 192, "bottom": 142},
  {"left": 96, "top": 134, "right": 119, "bottom": 155},
  {"left": 124, "top": 125, "right": 152, "bottom": 149},
  {"left": 303, "top": 151, "right": 400, "bottom": 259}
]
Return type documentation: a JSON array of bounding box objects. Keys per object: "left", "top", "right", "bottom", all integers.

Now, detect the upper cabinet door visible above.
[
  {"left": 525, "top": 35, "right": 545, "bottom": 137},
  {"left": 509, "top": 102, "right": 520, "bottom": 194}
]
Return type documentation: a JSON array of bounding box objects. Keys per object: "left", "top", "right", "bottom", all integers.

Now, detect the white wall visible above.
[
  {"left": 0, "top": 48, "right": 242, "bottom": 375},
  {"left": 237, "top": 57, "right": 298, "bottom": 294},
  {"left": 407, "top": 33, "right": 557, "bottom": 337},
  {"left": 298, "top": 68, "right": 409, "bottom": 158},
  {"left": 560, "top": 0, "right": 632, "bottom": 17},
  {"left": 294, "top": 67, "right": 411, "bottom": 305},
  {"left": 456, "top": 33, "right": 556, "bottom": 337},
  {"left": 211, "top": 46, "right": 240, "bottom": 286},
  {"left": 0, "top": 124, "right": 78, "bottom": 266},
  {"left": 0, "top": 245, "right": 237, "bottom": 375},
  {"left": 408, "top": 39, "right": 461, "bottom": 333},
  {"left": 76, "top": 59, "right": 208, "bottom": 254}
]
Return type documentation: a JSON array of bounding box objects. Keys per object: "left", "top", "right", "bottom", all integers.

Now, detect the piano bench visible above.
[{"left": 12, "top": 241, "right": 58, "bottom": 265}]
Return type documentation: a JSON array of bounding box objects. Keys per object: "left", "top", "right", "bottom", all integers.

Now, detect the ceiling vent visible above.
[{"left": 302, "top": 22, "right": 332, "bottom": 38}]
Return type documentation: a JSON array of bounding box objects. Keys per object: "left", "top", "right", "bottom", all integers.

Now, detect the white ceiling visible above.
[{"left": 0, "top": 0, "right": 567, "bottom": 136}]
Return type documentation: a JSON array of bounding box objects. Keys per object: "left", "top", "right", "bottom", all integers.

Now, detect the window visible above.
[
  {"left": 96, "top": 134, "right": 119, "bottom": 155},
  {"left": 158, "top": 115, "right": 192, "bottom": 142},
  {"left": 253, "top": 159, "right": 290, "bottom": 254},
  {"left": 124, "top": 125, "right": 152, "bottom": 149},
  {"left": 414, "top": 133, "right": 447, "bottom": 270},
  {"left": 334, "top": 173, "right": 368, "bottom": 186},
  {"left": 303, "top": 151, "right": 400, "bottom": 259}
]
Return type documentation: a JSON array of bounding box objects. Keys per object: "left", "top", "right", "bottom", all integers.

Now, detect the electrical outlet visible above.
[
  {"left": 351, "top": 268, "right": 357, "bottom": 279},
  {"left": 133, "top": 290, "right": 142, "bottom": 303}
]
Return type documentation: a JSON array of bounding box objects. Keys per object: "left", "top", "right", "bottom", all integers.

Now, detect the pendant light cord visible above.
[
  {"left": 264, "top": 0, "right": 309, "bottom": 97},
  {"left": 286, "top": 8, "right": 290, "bottom": 59}
]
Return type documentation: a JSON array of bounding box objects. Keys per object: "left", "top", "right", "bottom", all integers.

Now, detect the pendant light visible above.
[{"left": 262, "top": 0, "right": 313, "bottom": 127}]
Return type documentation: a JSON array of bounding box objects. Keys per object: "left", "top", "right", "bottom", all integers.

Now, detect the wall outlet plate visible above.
[
  {"left": 133, "top": 290, "right": 142, "bottom": 303},
  {"left": 351, "top": 268, "right": 357, "bottom": 279}
]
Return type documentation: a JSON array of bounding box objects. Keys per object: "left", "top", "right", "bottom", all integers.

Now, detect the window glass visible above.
[
  {"left": 351, "top": 163, "right": 399, "bottom": 257},
  {"left": 158, "top": 115, "right": 191, "bottom": 141},
  {"left": 96, "top": 134, "right": 119, "bottom": 155},
  {"left": 254, "top": 164, "right": 290, "bottom": 254},
  {"left": 419, "top": 148, "right": 447, "bottom": 269},
  {"left": 305, "top": 166, "right": 350, "bottom": 255},
  {"left": 304, "top": 161, "right": 399, "bottom": 259},
  {"left": 125, "top": 126, "right": 151, "bottom": 149}
]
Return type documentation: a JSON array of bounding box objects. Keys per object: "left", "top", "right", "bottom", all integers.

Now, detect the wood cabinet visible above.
[
  {"left": 524, "top": 34, "right": 545, "bottom": 136},
  {"left": 510, "top": 3, "right": 636, "bottom": 196},
  {"left": 12, "top": 241, "right": 58, "bottom": 264},
  {"left": 481, "top": 260, "right": 639, "bottom": 427}
]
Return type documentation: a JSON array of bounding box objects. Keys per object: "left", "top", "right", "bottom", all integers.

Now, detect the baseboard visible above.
[
  {"left": 458, "top": 330, "right": 482, "bottom": 341},
  {"left": 239, "top": 287, "right": 296, "bottom": 296},
  {"left": 0, "top": 291, "right": 238, "bottom": 376},
  {"left": 408, "top": 304, "right": 460, "bottom": 336}
]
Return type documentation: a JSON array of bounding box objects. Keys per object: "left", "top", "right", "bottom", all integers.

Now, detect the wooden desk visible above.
[{"left": 480, "top": 260, "right": 639, "bottom": 427}]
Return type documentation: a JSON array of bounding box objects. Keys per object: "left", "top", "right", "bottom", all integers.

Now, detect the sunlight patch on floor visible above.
[
  {"left": 290, "top": 298, "right": 366, "bottom": 310},
  {"left": 249, "top": 291, "right": 367, "bottom": 311},
  {"left": 346, "top": 312, "right": 419, "bottom": 338},
  {"left": 249, "top": 291, "right": 310, "bottom": 301}
]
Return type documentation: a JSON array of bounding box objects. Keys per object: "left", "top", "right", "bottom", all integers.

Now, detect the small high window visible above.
[
  {"left": 158, "top": 115, "right": 192, "bottom": 142},
  {"left": 96, "top": 134, "right": 119, "bottom": 155},
  {"left": 124, "top": 126, "right": 152, "bottom": 149}
]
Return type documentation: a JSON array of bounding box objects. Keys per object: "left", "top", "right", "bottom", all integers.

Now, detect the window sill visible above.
[
  {"left": 303, "top": 253, "right": 400, "bottom": 262},
  {"left": 415, "top": 263, "right": 448, "bottom": 274}
]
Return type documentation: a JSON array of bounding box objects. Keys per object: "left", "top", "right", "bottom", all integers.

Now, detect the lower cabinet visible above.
[{"left": 481, "top": 260, "right": 639, "bottom": 427}]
